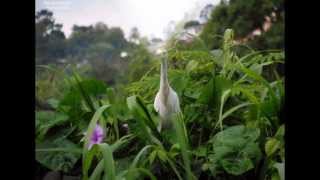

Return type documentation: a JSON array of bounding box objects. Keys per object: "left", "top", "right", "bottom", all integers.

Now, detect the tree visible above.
[
  {"left": 129, "top": 27, "right": 140, "bottom": 41},
  {"left": 36, "top": 10, "right": 66, "bottom": 64},
  {"left": 200, "top": 0, "right": 284, "bottom": 50},
  {"left": 184, "top": 20, "right": 200, "bottom": 29}
]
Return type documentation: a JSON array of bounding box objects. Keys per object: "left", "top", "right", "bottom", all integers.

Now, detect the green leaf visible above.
[
  {"left": 148, "top": 150, "right": 157, "bottom": 164},
  {"left": 82, "top": 105, "right": 110, "bottom": 179},
  {"left": 186, "top": 60, "right": 199, "bottom": 73},
  {"left": 171, "top": 113, "right": 195, "bottom": 180},
  {"left": 127, "top": 96, "right": 162, "bottom": 145},
  {"left": 36, "top": 111, "right": 69, "bottom": 140},
  {"left": 265, "top": 138, "right": 281, "bottom": 157},
  {"left": 209, "top": 125, "right": 261, "bottom": 176},
  {"left": 99, "top": 143, "right": 116, "bottom": 180},
  {"left": 36, "top": 138, "right": 81, "bottom": 173},
  {"left": 88, "top": 136, "right": 134, "bottom": 180},
  {"left": 198, "top": 76, "right": 232, "bottom": 107},
  {"left": 249, "top": 63, "right": 262, "bottom": 75},
  {"left": 221, "top": 102, "right": 252, "bottom": 121},
  {"left": 216, "top": 89, "right": 232, "bottom": 130},
  {"left": 125, "top": 168, "right": 156, "bottom": 180},
  {"left": 271, "top": 171, "right": 281, "bottom": 180},
  {"left": 130, "top": 145, "right": 153, "bottom": 169},
  {"left": 198, "top": 78, "right": 214, "bottom": 105},
  {"left": 47, "top": 98, "right": 60, "bottom": 109},
  {"left": 84, "top": 145, "right": 99, "bottom": 179},
  {"left": 157, "top": 150, "right": 168, "bottom": 162},
  {"left": 127, "top": 145, "right": 154, "bottom": 180},
  {"left": 89, "top": 160, "right": 104, "bottom": 180},
  {"left": 73, "top": 74, "right": 97, "bottom": 112},
  {"left": 221, "top": 157, "right": 254, "bottom": 175},
  {"left": 238, "top": 65, "right": 278, "bottom": 105},
  {"left": 274, "top": 162, "right": 285, "bottom": 180},
  {"left": 193, "top": 146, "right": 207, "bottom": 157},
  {"left": 110, "top": 134, "right": 135, "bottom": 152},
  {"left": 275, "top": 124, "right": 285, "bottom": 140},
  {"left": 79, "top": 78, "right": 108, "bottom": 97}
]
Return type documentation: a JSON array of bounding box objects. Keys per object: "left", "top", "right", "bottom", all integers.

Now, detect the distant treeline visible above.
[{"left": 36, "top": 9, "right": 155, "bottom": 84}]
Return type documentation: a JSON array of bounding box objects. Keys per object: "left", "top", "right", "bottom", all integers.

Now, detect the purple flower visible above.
[{"left": 88, "top": 124, "right": 104, "bottom": 150}]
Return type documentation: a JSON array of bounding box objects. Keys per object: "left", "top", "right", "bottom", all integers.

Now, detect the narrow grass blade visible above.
[
  {"left": 73, "top": 72, "right": 96, "bottom": 112},
  {"left": 127, "top": 145, "right": 154, "bottom": 180},
  {"left": 221, "top": 102, "right": 252, "bottom": 121},
  {"left": 130, "top": 145, "right": 154, "bottom": 169},
  {"left": 98, "top": 143, "right": 116, "bottom": 180},
  {"left": 127, "top": 168, "right": 156, "bottom": 180},
  {"left": 89, "top": 160, "right": 104, "bottom": 180},
  {"left": 172, "top": 112, "right": 194, "bottom": 180},
  {"left": 216, "top": 89, "right": 231, "bottom": 131}
]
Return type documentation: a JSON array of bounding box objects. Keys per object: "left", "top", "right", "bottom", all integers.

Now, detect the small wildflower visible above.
[{"left": 88, "top": 124, "right": 104, "bottom": 150}]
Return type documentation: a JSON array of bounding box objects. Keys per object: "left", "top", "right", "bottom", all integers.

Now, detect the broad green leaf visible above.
[
  {"left": 265, "top": 138, "right": 281, "bottom": 157},
  {"left": 221, "top": 157, "right": 253, "bottom": 175},
  {"left": 209, "top": 125, "right": 261, "bottom": 176},
  {"left": 36, "top": 138, "right": 81, "bottom": 173}
]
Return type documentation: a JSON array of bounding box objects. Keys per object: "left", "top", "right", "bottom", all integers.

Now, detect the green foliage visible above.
[
  {"left": 36, "top": 138, "right": 81, "bottom": 173},
  {"left": 36, "top": 10, "right": 156, "bottom": 86},
  {"left": 207, "top": 125, "right": 261, "bottom": 176},
  {"left": 200, "top": 0, "right": 284, "bottom": 50},
  {"left": 36, "top": 26, "right": 284, "bottom": 180},
  {"left": 36, "top": 10, "right": 66, "bottom": 64},
  {"left": 126, "top": 45, "right": 157, "bottom": 83},
  {"left": 126, "top": 95, "right": 162, "bottom": 145},
  {"left": 36, "top": 111, "right": 69, "bottom": 141}
]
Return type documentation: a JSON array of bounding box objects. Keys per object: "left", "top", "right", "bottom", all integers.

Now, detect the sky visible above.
[{"left": 36, "top": 0, "right": 219, "bottom": 39}]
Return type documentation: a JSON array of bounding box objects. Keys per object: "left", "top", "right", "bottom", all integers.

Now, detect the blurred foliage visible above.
[
  {"left": 36, "top": 10, "right": 66, "bottom": 64},
  {"left": 36, "top": 10, "right": 155, "bottom": 87},
  {"left": 200, "top": 0, "right": 284, "bottom": 50}
]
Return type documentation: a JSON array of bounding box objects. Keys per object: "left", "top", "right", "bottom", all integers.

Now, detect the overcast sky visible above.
[{"left": 36, "top": 0, "right": 219, "bottom": 39}]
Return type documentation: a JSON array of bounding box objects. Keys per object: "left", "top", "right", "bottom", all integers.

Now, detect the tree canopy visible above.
[{"left": 200, "top": 0, "right": 284, "bottom": 50}]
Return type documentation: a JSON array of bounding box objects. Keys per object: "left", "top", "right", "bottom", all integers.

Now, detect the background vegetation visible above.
[{"left": 36, "top": 1, "right": 284, "bottom": 179}]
